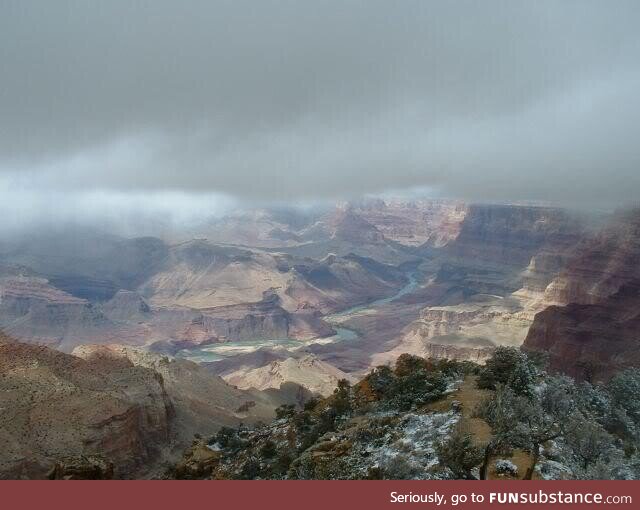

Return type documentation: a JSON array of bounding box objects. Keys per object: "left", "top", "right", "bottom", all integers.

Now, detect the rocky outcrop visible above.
[
  {"left": 46, "top": 456, "right": 115, "bottom": 480},
  {"left": 195, "top": 292, "right": 333, "bottom": 342},
  {"left": 419, "top": 343, "right": 494, "bottom": 363},
  {"left": 284, "top": 253, "right": 407, "bottom": 314},
  {"left": 354, "top": 198, "right": 467, "bottom": 247},
  {"left": 0, "top": 335, "right": 306, "bottom": 479},
  {"left": 72, "top": 345, "right": 285, "bottom": 444},
  {"left": 0, "top": 339, "right": 172, "bottom": 479},
  {"left": 378, "top": 297, "right": 529, "bottom": 365},
  {"left": 523, "top": 282, "right": 640, "bottom": 381},
  {"left": 101, "top": 290, "right": 151, "bottom": 322},
  {"left": 445, "top": 204, "right": 583, "bottom": 270},
  {"left": 222, "top": 354, "right": 356, "bottom": 397},
  {"left": 172, "top": 442, "right": 222, "bottom": 479},
  {"left": 148, "top": 292, "right": 334, "bottom": 355},
  {"left": 511, "top": 250, "right": 571, "bottom": 312},
  {"left": 0, "top": 277, "right": 114, "bottom": 351},
  {"left": 141, "top": 240, "right": 406, "bottom": 315},
  {"left": 523, "top": 209, "right": 640, "bottom": 379},
  {"left": 195, "top": 297, "right": 290, "bottom": 342},
  {"left": 293, "top": 205, "right": 419, "bottom": 264},
  {"left": 325, "top": 206, "right": 386, "bottom": 244}
]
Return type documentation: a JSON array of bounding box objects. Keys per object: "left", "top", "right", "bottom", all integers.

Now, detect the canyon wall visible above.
[
  {"left": 0, "top": 335, "right": 301, "bottom": 479},
  {"left": 523, "top": 209, "right": 640, "bottom": 380}
]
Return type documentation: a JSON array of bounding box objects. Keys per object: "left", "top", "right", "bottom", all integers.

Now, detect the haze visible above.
[{"left": 1, "top": 0, "right": 639, "bottom": 231}]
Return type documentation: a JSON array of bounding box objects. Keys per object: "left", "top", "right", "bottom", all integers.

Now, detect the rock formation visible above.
[
  {"left": 0, "top": 277, "right": 115, "bottom": 351},
  {"left": 523, "top": 209, "right": 640, "bottom": 380},
  {"left": 140, "top": 240, "right": 406, "bottom": 315},
  {"left": 222, "top": 354, "right": 357, "bottom": 397},
  {"left": 444, "top": 204, "right": 583, "bottom": 269},
  {"left": 353, "top": 198, "right": 467, "bottom": 247},
  {"left": 0, "top": 337, "right": 173, "bottom": 479},
  {"left": 0, "top": 336, "right": 306, "bottom": 479}
]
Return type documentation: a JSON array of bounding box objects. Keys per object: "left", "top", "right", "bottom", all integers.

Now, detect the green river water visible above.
[{"left": 176, "top": 271, "right": 419, "bottom": 363}]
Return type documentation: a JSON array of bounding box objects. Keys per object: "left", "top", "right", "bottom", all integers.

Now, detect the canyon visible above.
[
  {"left": 0, "top": 333, "right": 305, "bottom": 479},
  {"left": 2, "top": 198, "right": 639, "bottom": 478}
]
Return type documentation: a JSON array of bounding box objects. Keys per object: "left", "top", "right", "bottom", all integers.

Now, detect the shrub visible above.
[
  {"left": 387, "top": 369, "right": 447, "bottom": 411},
  {"left": 366, "top": 365, "right": 396, "bottom": 395},
  {"left": 275, "top": 404, "right": 297, "bottom": 420},
  {"left": 331, "top": 379, "right": 352, "bottom": 415},
  {"left": 259, "top": 439, "right": 277, "bottom": 459},
  {"left": 394, "top": 354, "right": 429, "bottom": 377},
  {"left": 436, "top": 425, "right": 483, "bottom": 479},
  {"left": 495, "top": 459, "right": 518, "bottom": 477},
  {"left": 211, "top": 426, "right": 244, "bottom": 451},
  {"left": 478, "top": 346, "right": 536, "bottom": 396}
]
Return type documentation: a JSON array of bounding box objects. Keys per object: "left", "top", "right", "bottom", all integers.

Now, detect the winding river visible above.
[{"left": 177, "top": 271, "right": 420, "bottom": 363}]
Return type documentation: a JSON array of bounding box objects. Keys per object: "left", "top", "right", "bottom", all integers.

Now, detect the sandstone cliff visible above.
[
  {"left": 353, "top": 198, "right": 467, "bottom": 247},
  {"left": 222, "top": 354, "right": 356, "bottom": 397},
  {"left": 0, "top": 336, "right": 303, "bottom": 479},
  {"left": 0, "top": 338, "right": 172, "bottom": 479},
  {"left": 523, "top": 209, "right": 640, "bottom": 379},
  {"left": 140, "top": 240, "right": 406, "bottom": 315},
  {"left": 0, "top": 277, "right": 116, "bottom": 351},
  {"left": 444, "top": 204, "right": 583, "bottom": 271}
]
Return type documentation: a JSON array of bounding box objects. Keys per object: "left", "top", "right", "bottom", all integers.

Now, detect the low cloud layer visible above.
[{"left": 1, "top": 0, "right": 639, "bottom": 210}]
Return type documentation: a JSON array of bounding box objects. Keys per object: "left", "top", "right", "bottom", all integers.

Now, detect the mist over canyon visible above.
[
  {"left": 2, "top": 0, "right": 640, "bottom": 482},
  {"left": 2, "top": 196, "right": 640, "bottom": 479}
]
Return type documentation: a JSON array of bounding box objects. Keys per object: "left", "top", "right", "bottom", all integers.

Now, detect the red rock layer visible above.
[{"left": 523, "top": 209, "right": 640, "bottom": 380}]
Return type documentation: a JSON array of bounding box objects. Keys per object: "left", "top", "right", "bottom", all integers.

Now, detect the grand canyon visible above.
[
  {"left": 2, "top": 0, "right": 640, "bottom": 485},
  {"left": 2, "top": 199, "right": 640, "bottom": 479}
]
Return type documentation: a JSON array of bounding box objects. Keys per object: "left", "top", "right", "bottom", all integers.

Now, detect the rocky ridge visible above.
[{"left": 0, "top": 336, "right": 305, "bottom": 479}]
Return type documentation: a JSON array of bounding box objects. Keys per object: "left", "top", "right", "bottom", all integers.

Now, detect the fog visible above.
[{"left": 1, "top": 0, "right": 639, "bottom": 232}]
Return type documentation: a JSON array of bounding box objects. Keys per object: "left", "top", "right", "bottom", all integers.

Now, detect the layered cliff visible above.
[
  {"left": 196, "top": 292, "right": 333, "bottom": 342},
  {"left": 0, "top": 338, "right": 172, "bottom": 479},
  {"left": 377, "top": 297, "right": 529, "bottom": 365},
  {"left": 523, "top": 209, "right": 640, "bottom": 379},
  {"left": 540, "top": 209, "right": 640, "bottom": 306},
  {"left": 445, "top": 204, "right": 583, "bottom": 270},
  {"left": 0, "top": 337, "right": 301, "bottom": 479},
  {"left": 353, "top": 198, "right": 467, "bottom": 247},
  {"left": 0, "top": 230, "right": 168, "bottom": 301},
  {"left": 524, "top": 282, "right": 640, "bottom": 380},
  {"left": 140, "top": 240, "right": 406, "bottom": 315},
  {"left": 0, "top": 277, "right": 115, "bottom": 351},
  {"left": 222, "top": 354, "right": 356, "bottom": 397},
  {"left": 365, "top": 205, "right": 586, "bottom": 366}
]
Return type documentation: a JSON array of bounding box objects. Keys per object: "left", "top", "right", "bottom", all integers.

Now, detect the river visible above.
[{"left": 176, "top": 271, "right": 420, "bottom": 363}]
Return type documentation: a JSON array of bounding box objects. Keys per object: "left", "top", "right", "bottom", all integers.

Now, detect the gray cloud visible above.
[{"left": 1, "top": 0, "right": 639, "bottom": 207}]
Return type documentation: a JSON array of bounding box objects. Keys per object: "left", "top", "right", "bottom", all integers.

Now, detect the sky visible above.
[{"left": 1, "top": 0, "right": 639, "bottom": 230}]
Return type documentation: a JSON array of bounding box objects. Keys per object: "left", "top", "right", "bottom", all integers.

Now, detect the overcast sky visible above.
[{"left": 1, "top": 0, "right": 639, "bottom": 228}]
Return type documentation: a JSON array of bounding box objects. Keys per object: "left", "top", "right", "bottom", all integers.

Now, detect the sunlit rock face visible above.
[
  {"left": 0, "top": 277, "right": 114, "bottom": 351},
  {"left": 375, "top": 204, "right": 586, "bottom": 365},
  {"left": 523, "top": 209, "right": 640, "bottom": 380},
  {"left": 0, "top": 336, "right": 302, "bottom": 480},
  {"left": 223, "top": 354, "right": 356, "bottom": 397},
  {"left": 353, "top": 199, "right": 468, "bottom": 248},
  {"left": 0, "top": 338, "right": 173, "bottom": 479}
]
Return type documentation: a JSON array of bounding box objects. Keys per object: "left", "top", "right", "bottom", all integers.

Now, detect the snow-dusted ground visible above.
[{"left": 369, "top": 411, "right": 459, "bottom": 479}]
